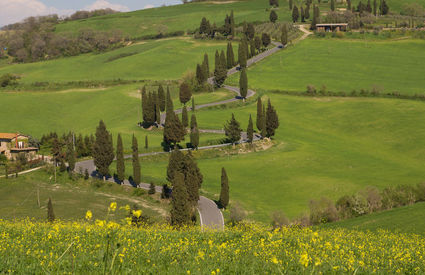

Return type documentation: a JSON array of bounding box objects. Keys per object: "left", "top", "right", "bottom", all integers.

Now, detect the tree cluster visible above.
[
  {"left": 167, "top": 150, "right": 203, "bottom": 226},
  {"left": 195, "top": 53, "right": 210, "bottom": 84},
  {"left": 163, "top": 89, "right": 186, "bottom": 147},
  {"left": 256, "top": 97, "right": 279, "bottom": 138},
  {"left": 214, "top": 50, "right": 228, "bottom": 87},
  {"left": 141, "top": 85, "right": 166, "bottom": 127},
  {"left": 0, "top": 15, "right": 124, "bottom": 63},
  {"left": 198, "top": 11, "right": 235, "bottom": 38}
]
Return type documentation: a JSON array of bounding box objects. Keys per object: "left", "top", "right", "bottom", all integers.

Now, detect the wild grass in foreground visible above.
[{"left": 0, "top": 219, "right": 424, "bottom": 274}]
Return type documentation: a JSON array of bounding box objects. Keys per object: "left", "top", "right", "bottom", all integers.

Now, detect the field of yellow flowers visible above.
[{"left": 1, "top": 215, "right": 424, "bottom": 274}]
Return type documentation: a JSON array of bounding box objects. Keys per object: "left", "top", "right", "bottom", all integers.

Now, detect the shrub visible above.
[
  {"left": 271, "top": 211, "right": 289, "bottom": 229},
  {"left": 133, "top": 188, "right": 146, "bottom": 197},
  {"left": 360, "top": 186, "right": 382, "bottom": 212},
  {"left": 415, "top": 182, "right": 425, "bottom": 202},
  {"left": 0, "top": 73, "right": 19, "bottom": 87},
  {"left": 309, "top": 197, "right": 338, "bottom": 225},
  {"left": 229, "top": 204, "right": 246, "bottom": 225}
]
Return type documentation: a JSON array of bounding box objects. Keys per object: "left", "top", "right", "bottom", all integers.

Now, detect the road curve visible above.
[{"left": 75, "top": 34, "right": 304, "bottom": 230}]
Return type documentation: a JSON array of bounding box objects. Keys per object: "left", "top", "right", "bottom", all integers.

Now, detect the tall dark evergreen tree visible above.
[
  {"left": 292, "top": 5, "right": 299, "bottom": 22},
  {"left": 132, "top": 135, "right": 141, "bottom": 184},
  {"left": 167, "top": 149, "right": 185, "bottom": 183},
  {"left": 250, "top": 39, "right": 256, "bottom": 57},
  {"left": 183, "top": 153, "right": 203, "bottom": 207},
  {"left": 270, "top": 10, "right": 278, "bottom": 23},
  {"left": 261, "top": 108, "right": 267, "bottom": 138},
  {"left": 224, "top": 114, "right": 242, "bottom": 144},
  {"left": 331, "top": 0, "right": 335, "bottom": 11},
  {"left": 192, "top": 97, "right": 195, "bottom": 112},
  {"left": 66, "top": 141, "right": 76, "bottom": 172},
  {"left": 246, "top": 23, "right": 255, "bottom": 40},
  {"left": 301, "top": 6, "right": 305, "bottom": 22},
  {"left": 155, "top": 93, "right": 161, "bottom": 125},
  {"left": 281, "top": 24, "right": 288, "bottom": 46},
  {"left": 373, "top": 0, "right": 377, "bottom": 15},
  {"left": 170, "top": 172, "right": 191, "bottom": 226},
  {"left": 158, "top": 85, "right": 166, "bottom": 112},
  {"left": 226, "top": 42, "right": 235, "bottom": 69},
  {"left": 163, "top": 97, "right": 185, "bottom": 147},
  {"left": 238, "top": 42, "right": 247, "bottom": 68},
  {"left": 116, "top": 134, "right": 125, "bottom": 183},
  {"left": 266, "top": 99, "right": 279, "bottom": 138},
  {"left": 305, "top": 4, "right": 310, "bottom": 19},
  {"left": 347, "top": 0, "right": 352, "bottom": 11},
  {"left": 289, "top": 0, "right": 293, "bottom": 10},
  {"left": 219, "top": 168, "right": 229, "bottom": 209},
  {"left": 196, "top": 63, "right": 204, "bottom": 84},
  {"left": 366, "top": 0, "right": 372, "bottom": 13},
  {"left": 202, "top": 53, "right": 209, "bottom": 79},
  {"left": 190, "top": 114, "right": 200, "bottom": 149},
  {"left": 47, "top": 197, "right": 55, "bottom": 223},
  {"left": 256, "top": 97, "right": 263, "bottom": 131},
  {"left": 239, "top": 69, "right": 248, "bottom": 99},
  {"left": 262, "top": 33, "right": 271, "bottom": 47},
  {"left": 247, "top": 115, "right": 254, "bottom": 144},
  {"left": 219, "top": 50, "right": 227, "bottom": 73},
  {"left": 179, "top": 82, "right": 192, "bottom": 105},
  {"left": 182, "top": 106, "right": 189, "bottom": 128},
  {"left": 93, "top": 120, "right": 114, "bottom": 179},
  {"left": 141, "top": 86, "right": 148, "bottom": 124}
]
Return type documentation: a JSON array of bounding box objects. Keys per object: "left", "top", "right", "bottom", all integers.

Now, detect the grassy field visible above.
[
  {"left": 0, "top": 84, "right": 230, "bottom": 151},
  {"left": 130, "top": 94, "right": 425, "bottom": 222},
  {"left": 0, "top": 170, "right": 166, "bottom": 222},
  {"left": 55, "top": 0, "right": 294, "bottom": 38},
  {"left": 226, "top": 38, "right": 425, "bottom": 95},
  {"left": 1, "top": 220, "right": 424, "bottom": 273},
  {"left": 323, "top": 202, "right": 425, "bottom": 235},
  {"left": 0, "top": 38, "right": 236, "bottom": 84}
]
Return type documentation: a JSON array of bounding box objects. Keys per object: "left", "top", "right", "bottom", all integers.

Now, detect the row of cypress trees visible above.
[{"left": 141, "top": 85, "right": 166, "bottom": 127}]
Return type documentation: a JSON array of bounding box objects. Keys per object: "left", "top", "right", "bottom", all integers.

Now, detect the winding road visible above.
[{"left": 76, "top": 25, "right": 311, "bottom": 230}]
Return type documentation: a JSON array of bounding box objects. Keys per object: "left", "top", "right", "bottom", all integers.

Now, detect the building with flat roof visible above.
[{"left": 316, "top": 23, "right": 348, "bottom": 32}]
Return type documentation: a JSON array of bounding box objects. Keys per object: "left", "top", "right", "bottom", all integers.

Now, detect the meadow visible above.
[
  {"left": 0, "top": 219, "right": 424, "bottom": 273},
  {"left": 0, "top": 170, "right": 166, "bottom": 222},
  {"left": 0, "top": 84, "right": 229, "bottom": 151},
  {"left": 0, "top": 38, "right": 236, "bottom": 84},
  {"left": 322, "top": 202, "right": 425, "bottom": 235},
  {"left": 226, "top": 38, "right": 425, "bottom": 95},
  {"left": 131, "top": 93, "right": 425, "bottom": 222},
  {"left": 55, "top": 0, "right": 294, "bottom": 38}
]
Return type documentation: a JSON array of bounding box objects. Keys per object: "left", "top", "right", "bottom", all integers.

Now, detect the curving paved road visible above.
[{"left": 75, "top": 27, "right": 314, "bottom": 230}]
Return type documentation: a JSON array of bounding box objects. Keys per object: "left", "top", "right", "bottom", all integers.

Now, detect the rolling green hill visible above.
[
  {"left": 322, "top": 202, "right": 425, "bottom": 235},
  {"left": 226, "top": 38, "right": 425, "bottom": 96}
]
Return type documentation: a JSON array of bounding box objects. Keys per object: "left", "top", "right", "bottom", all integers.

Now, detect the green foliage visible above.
[
  {"left": 190, "top": 114, "right": 200, "bottom": 149},
  {"left": 132, "top": 135, "right": 141, "bottom": 184},
  {"left": 148, "top": 183, "right": 156, "bottom": 195},
  {"left": 47, "top": 198, "right": 55, "bottom": 223},
  {"left": 256, "top": 97, "right": 263, "bottom": 131},
  {"left": 247, "top": 115, "right": 254, "bottom": 144},
  {"left": 224, "top": 113, "right": 242, "bottom": 144},
  {"left": 226, "top": 42, "right": 235, "bottom": 69},
  {"left": 266, "top": 99, "right": 279, "bottom": 138},
  {"left": 239, "top": 69, "right": 248, "bottom": 99},
  {"left": 116, "top": 134, "right": 125, "bottom": 183},
  {"left": 182, "top": 106, "right": 189, "bottom": 128},
  {"left": 170, "top": 172, "right": 191, "bottom": 226},
  {"left": 238, "top": 42, "right": 247, "bottom": 68},
  {"left": 65, "top": 141, "right": 76, "bottom": 172},
  {"left": 292, "top": 5, "right": 299, "bottom": 22},
  {"left": 270, "top": 10, "right": 278, "bottom": 23},
  {"left": 158, "top": 85, "right": 166, "bottom": 112},
  {"left": 0, "top": 74, "right": 19, "bottom": 87},
  {"left": 219, "top": 167, "right": 229, "bottom": 209},
  {"left": 93, "top": 120, "right": 114, "bottom": 178},
  {"left": 179, "top": 83, "right": 192, "bottom": 105}
]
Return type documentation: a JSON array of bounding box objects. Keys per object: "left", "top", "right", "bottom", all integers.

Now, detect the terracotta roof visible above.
[
  {"left": 10, "top": 147, "right": 38, "bottom": 152},
  {"left": 0, "top": 133, "right": 19, "bottom": 140}
]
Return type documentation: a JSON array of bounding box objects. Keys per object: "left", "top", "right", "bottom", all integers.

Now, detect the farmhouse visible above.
[
  {"left": 0, "top": 133, "right": 38, "bottom": 160},
  {"left": 316, "top": 23, "right": 348, "bottom": 32}
]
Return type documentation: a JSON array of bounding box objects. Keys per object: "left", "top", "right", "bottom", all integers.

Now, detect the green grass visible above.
[
  {"left": 0, "top": 169, "right": 166, "bottom": 222},
  {"left": 132, "top": 93, "right": 425, "bottom": 222},
  {"left": 55, "top": 0, "right": 294, "bottom": 38},
  {"left": 227, "top": 38, "right": 425, "bottom": 95},
  {"left": 323, "top": 202, "right": 425, "bottom": 235},
  {"left": 0, "top": 38, "right": 235, "bottom": 84},
  {"left": 0, "top": 84, "right": 230, "bottom": 151}
]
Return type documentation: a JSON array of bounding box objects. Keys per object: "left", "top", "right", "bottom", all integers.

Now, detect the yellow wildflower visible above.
[
  {"left": 85, "top": 210, "right": 92, "bottom": 221},
  {"left": 109, "top": 202, "right": 117, "bottom": 212}
]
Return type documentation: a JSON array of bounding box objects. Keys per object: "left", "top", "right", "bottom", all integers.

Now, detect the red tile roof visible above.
[{"left": 0, "top": 133, "right": 19, "bottom": 140}]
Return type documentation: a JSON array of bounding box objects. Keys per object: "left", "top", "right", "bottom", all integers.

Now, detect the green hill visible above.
[{"left": 322, "top": 202, "right": 425, "bottom": 235}]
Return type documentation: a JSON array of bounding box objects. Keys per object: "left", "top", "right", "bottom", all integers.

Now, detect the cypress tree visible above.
[
  {"left": 47, "top": 198, "right": 55, "bottom": 223},
  {"left": 145, "top": 135, "right": 148, "bottom": 149},
  {"left": 93, "top": 120, "right": 114, "bottom": 179},
  {"left": 158, "top": 84, "right": 166, "bottom": 112},
  {"left": 170, "top": 172, "right": 191, "bottom": 226},
  {"left": 261, "top": 109, "right": 267, "bottom": 138},
  {"left": 292, "top": 5, "right": 299, "bottom": 22},
  {"left": 203, "top": 53, "right": 209, "bottom": 79},
  {"left": 66, "top": 141, "right": 76, "bottom": 172},
  {"left": 247, "top": 114, "right": 254, "bottom": 144},
  {"left": 347, "top": 0, "right": 351, "bottom": 10},
  {"left": 247, "top": 23, "right": 255, "bottom": 40},
  {"left": 266, "top": 99, "right": 279, "bottom": 138},
  {"left": 289, "top": 0, "right": 293, "bottom": 10},
  {"left": 214, "top": 50, "right": 227, "bottom": 87},
  {"left": 270, "top": 10, "right": 278, "bottom": 23},
  {"left": 183, "top": 153, "right": 203, "bottom": 207},
  {"left": 224, "top": 114, "right": 242, "bottom": 144},
  {"left": 250, "top": 39, "right": 256, "bottom": 57},
  {"left": 331, "top": 0, "right": 335, "bottom": 11},
  {"left": 190, "top": 114, "right": 200, "bottom": 149},
  {"left": 182, "top": 106, "right": 189, "bottom": 128},
  {"left": 192, "top": 97, "right": 195, "bottom": 112},
  {"left": 141, "top": 86, "right": 148, "bottom": 123},
  {"left": 155, "top": 93, "right": 161, "bottom": 125},
  {"left": 219, "top": 168, "right": 229, "bottom": 209},
  {"left": 373, "top": 0, "right": 377, "bottom": 15},
  {"left": 238, "top": 42, "right": 247, "bottom": 68},
  {"left": 214, "top": 50, "right": 220, "bottom": 81},
  {"left": 239, "top": 69, "right": 248, "bottom": 99},
  {"left": 243, "top": 36, "right": 250, "bottom": 59},
  {"left": 305, "top": 4, "right": 310, "bottom": 19},
  {"left": 164, "top": 88, "right": 186, "bottom": 147},
  {"left": 196, "top": 64, "right": 204, "bottom": 84},
  {"left": 226, "top": 42, "right": 235, "bottom": 69},
  {"left": 366, "top": 0, "right": 372, "bottom": 13},
  {"left": 281, "top": 24, "right": 288, "bottom": 46},
  {"left": 220, "top": 50, "right": 227, "bottom": 74},
  {"left": 166, "top": 86, "right": 173, "bottom": 113},
  {"left": 179, "top": 82, "right": 192, "bottom": 105},
  {"left": 301, "top": 6, "right": 305, "bottom": 22},
  {"left": 167, "top": 149, "right": 185, "bottom": 183},
  {"left": 256, "top": 97, "right": 263, "bottom": 131},
  {"left": 116, "top": 134, "right": 125, "bottom": 183},
  {"left": 132, "top": 135, "right": 141, "bottom": 184},
  {"left": 76, "top": 134, "right": 86, "bottom": 158}
]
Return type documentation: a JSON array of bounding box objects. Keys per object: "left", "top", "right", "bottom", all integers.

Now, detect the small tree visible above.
[
  {"left": 239, "top": 69, "right": 248, "bottom": 99},
  {"left": 116, "top": 134, "right": 125, "bottom": 183},
  {"left": 219, "top": 168, "right": 229, "bottom": 209},
  {"left": 182, "top": 106, "right": 189, "bottom": 128},
  {"left": 132, "top": 135, "right": 141, "bottom": 184},
  {"left": 84, "top": 169, "right": 89, "bottom": 180},
  {"left": 224, "top": 114, "right": 242, "bottom": 144},
  {"left": 179, "top": 83, "right": 192, "bottom": 105},
  {"left": 262, "top": 33, "right": 271, "bottom": 48},
  {"left": 281, "top": 25, "right": 288, "bottom": 46},
  {"left": 47, "top": 198, "right": 55, "bottom": 223},
  {"left": 270, "top": 10, "right": 278, "bottom": 23},
  {"left": 247, "top": 115, "right": 254, "bottom": 144},
  {"left": 170, "top": 172, "right": 191, "bottom": 226},
  {"left": 149, "top": 183, "right": 156, "bottom": 195},
  {"left": 292, "top": 5, "right": 299, "bottom": 22},
  {"left": 238, "top": 42, "right": 247, "bottom": 68},
  {"left": 202, "top": 53, "right": 209, "bottom": 79},
  {"left": 256, "top": 97, "right": 263, "bottom": 131},
  {"left": 92, "top": 120, "right": 114, "bottom": 180},
  {"left": 266, "top": 99, "right": 279, "bottom": 138},
  {"left": 190, "top": 114, "right": 200, "bottom": 149}
]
